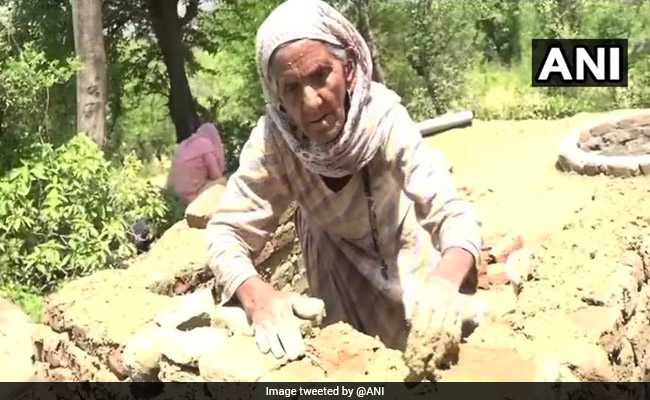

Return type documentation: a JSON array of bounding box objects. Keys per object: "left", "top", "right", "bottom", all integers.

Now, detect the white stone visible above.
[
  {"left": 155, "top": 289, "right": 214, "bottom": 330},
  {"left": 211, "top": 307, "right": 253, "bottom": 336},
  {"left": 162, "top": 327, "right": 228, "bottom": 366},
  {"left": 123, "top": 325, "right": 174, "bottom": 381}
]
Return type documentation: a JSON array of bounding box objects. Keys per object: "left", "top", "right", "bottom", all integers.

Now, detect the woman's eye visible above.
[
  {"left": 315, "top": 67, "right": 330, "bottom": 83},
  {"left": 284, "top": 82, "right": 299, "bottom": 95}
]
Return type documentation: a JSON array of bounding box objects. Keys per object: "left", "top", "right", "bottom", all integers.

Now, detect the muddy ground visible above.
[
  {"left": 4, "top": 109, "right": 650, "bottom": 382},
  {"left": 431, "top": 109, "right": 650, "bottom": 380}
]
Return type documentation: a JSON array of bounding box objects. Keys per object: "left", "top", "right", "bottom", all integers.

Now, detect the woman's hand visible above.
[
  {"left": 404, "top": 248, "right": 483, "bottom": 381},
  {"left": 404, "top": 276, "right": 463, "bottom": 381},
  {"left": 235, "top": 276, "right": 313, "bottom": 360}
]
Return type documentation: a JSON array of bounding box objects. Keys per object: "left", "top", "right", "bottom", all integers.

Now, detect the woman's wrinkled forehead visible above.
[{"left": 269, "top": 39, "right": 342, "bottom": 77}]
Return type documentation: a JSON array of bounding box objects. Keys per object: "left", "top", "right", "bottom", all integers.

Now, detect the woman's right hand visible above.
[{"left": 235, "top": 276, "right": 305, "bottom": 360}]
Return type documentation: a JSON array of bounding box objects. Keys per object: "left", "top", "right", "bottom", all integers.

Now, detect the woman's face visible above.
[{"left": 271, "top": 40, "right": 353, "bottom": 144}]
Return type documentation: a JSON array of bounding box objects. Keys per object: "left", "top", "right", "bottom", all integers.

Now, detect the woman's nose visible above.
[{"left": 302, "top": 85, "right": 322, "bottom": 110}]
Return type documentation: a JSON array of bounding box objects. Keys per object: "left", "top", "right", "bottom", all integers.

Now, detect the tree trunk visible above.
[
  {"left": 354, "top": 0, "right": 385, "bottom": 83},
  {"left": 71, "top": 0, "right": 107, "bottom": 148},
  {"left": 147, "top": 0, "right": 199, "bottom": 144}
]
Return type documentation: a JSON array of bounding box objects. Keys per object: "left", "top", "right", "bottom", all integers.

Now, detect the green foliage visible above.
[
  {"left": 475, "top": 0, "right": 521, "bottom": 65},
  {"left": 0, "top": 43, "right": 78, "bottom": 172},
  {"left": 0, "top": 135, "right": 181, "bottom": 293},
  {"left": 193, "top": 1, "right": 282, "bottom": 171},
  {"left": 0, "top": 282, "right": 43, "bottom": 322}
]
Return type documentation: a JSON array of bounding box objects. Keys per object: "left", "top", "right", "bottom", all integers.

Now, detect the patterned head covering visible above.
[{"left": 255, "top": 0, "right": 400, "bottom": 177}]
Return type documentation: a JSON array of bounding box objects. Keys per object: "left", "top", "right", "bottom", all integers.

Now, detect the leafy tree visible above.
[
  {"left": 476, "top": 0, "right": 521, "bottom": 65},
  {"left": 404, "top": 0, "right": 484, "bottom": 116}
]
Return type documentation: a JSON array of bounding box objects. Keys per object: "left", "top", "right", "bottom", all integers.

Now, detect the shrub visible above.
[
  {"left": 0, "top": 134, "right": 181, "bottom": 292},
  {"left": 0, "top": 44, "right": 78, "bottom": 173}
]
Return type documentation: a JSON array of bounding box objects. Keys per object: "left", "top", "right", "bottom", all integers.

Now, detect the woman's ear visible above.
[
  {"left": 344, "top": 50, "right": 356, "bottom": 87},
  {"left": 345, "top": 61, "right": 356, "bottom": 88}
]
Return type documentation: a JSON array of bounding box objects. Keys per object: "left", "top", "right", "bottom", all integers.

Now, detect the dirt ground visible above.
[
  {"left": 432, "top": 109, "right": 649, "bottom": 246},
  {"left": 429, "top": 109, "right": 650, "bottom": 381}
]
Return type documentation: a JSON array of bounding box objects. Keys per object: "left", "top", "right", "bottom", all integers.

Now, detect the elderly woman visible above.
[
  {"left": 166, "top": 122, "right": 226, "bottom": 206},
  {"left": 207, "top": 0, "right": 481, "bottom": 377}
]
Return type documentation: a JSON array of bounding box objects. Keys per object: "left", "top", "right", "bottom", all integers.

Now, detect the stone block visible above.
[
  {"left": 108, "top": 347, "right": 128, "bottom": 380},
  {"left": 162, "top": 327, "right": 228, "bottom": 367},
  {"left": 198, "top": 336, "right": 287, "bottom": 381},
  {"left": 604, "top": 159, "right": 640, "bottom": 177},
  {"left": 211, "top": 306, "right": 253, "bottom": 337},
  {"left": 603, "top": 129, "right": 637, "bottom": 144},
  {"left": 639, "top": 159, "right": 650, "bottom": 175},
  {"left": 617, "top": 115, "right": 650, "bottom": 129},
  {"left": 155, "top": 289, "right": 214, "bottom": 330},
  {"left": 159, "top": 359, "right": 203, "bottom": 382},
  {"left": 307, "top": 322, "right": 408, "bottom": 381},
  {"left": 560, "top": 342, "right": 615, "bottom": 381},
  {"left": 185, "top": 178, "right": 227, "bottom": 229},
  {"left": 556, "top": 154, "right": 571, "bottom": 172},
  {"left": 568, "top": 306, "right": 621, "bottom": 342},
  {"left": 582, "top": 162, "right": 603, "bottom": 176},
  {"left": 589, "top": 123, "right": 615, "bottom": 137},
  {"left": 123, "top": 325, "right": 173, "bottom": 381}
]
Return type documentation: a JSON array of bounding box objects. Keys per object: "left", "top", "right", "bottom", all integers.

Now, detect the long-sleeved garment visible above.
[
  {"left": 167, "top": 124, "right": 226, "bottom": 205},
  {"left": 207, "top": 104, "right": 481, "bottom": 349}
]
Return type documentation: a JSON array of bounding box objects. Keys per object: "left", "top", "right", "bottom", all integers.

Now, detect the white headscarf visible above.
[{"left": 255, "top": 0, "right": 401, "bottom": 177}]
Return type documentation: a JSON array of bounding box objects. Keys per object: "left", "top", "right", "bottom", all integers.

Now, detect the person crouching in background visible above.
[{"left": 166, "top": 122, "right": 226, "bottom": 206}]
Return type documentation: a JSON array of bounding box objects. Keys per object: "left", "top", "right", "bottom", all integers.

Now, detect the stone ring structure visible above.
[{"left": 557, "top": 114, "right": 650, "bottom": 177}]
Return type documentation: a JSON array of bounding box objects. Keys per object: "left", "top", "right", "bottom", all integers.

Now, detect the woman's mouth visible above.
[{"left": 310, "top": 113, "right": 330, "bottom": 125}]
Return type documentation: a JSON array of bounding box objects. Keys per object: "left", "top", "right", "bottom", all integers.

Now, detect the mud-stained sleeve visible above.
[
  {"left": 206, "top": 116, "right": 293, "bottom": 303},
  {"left": 383, "top": 105, "right": 482, "bottom": 265}
]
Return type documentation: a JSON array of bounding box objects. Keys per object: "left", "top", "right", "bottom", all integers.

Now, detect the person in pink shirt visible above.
[{"left": 166, "top": 122, "right": 226, "bottom": 206}]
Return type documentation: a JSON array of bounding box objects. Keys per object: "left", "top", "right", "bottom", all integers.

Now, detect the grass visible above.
[
  {"left": 0, "top": 283, "right": 43, "bottom": 322},
  {"left": 456, "top": 62, "right": 639, "bottom": 121}
]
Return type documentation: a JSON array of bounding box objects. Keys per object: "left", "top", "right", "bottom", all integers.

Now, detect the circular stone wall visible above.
[{"left": 557, "top": 114, "right": 650, "bottom": 177}]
